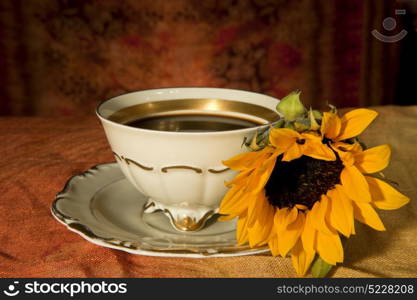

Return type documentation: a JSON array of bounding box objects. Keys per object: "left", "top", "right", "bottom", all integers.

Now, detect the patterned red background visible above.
[{"left": 0, "top": 0, "right": 411, "bottom": 116}]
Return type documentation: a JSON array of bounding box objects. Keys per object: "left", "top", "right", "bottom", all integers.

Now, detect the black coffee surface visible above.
[{"left": 125, "top": 114, "right": 260, "bottom": 132}]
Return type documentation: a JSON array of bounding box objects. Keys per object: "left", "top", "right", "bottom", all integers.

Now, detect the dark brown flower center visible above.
[{"left": 265, "top": 155, "right": 344, "bottom": 209}]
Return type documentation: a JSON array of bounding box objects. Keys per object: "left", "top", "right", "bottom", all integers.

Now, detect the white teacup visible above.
[{"left": 97, "top": 88, "right": 279, "bottom": 231}]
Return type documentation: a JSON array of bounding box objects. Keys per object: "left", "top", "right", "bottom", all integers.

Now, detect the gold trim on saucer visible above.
[
  {"left": 163, "top": 209, "right": 215, "bottom": 232},
  {"left": 67, "top": 220, "right": 269, "bottom": 255},
  {"left": 52, "top": 197, "right": 80, "bottom": 222},
  {"left": 143, "top": 201, "right": 155, "bottom": 211},
  {"left": 107, "top": 98, "right": 279, "bottom": 125}
]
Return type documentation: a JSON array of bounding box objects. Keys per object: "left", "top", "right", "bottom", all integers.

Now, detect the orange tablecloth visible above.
[{"left": 1, "top": 106, "right": 416, "bottom": 278}]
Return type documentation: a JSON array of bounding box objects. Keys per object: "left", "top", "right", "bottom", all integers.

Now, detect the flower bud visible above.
[{"left": 276, "top": 91, "right": 306, "bottom": 121}]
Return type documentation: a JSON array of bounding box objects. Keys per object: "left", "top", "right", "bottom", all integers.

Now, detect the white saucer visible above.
[{"left": 52, "top": 163, "right": 269, "bottom": 258}]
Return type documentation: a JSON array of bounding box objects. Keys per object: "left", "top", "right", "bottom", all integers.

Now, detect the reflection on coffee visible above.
[{"left": 125, "top": 114, "right": 261, "bottom": 132}]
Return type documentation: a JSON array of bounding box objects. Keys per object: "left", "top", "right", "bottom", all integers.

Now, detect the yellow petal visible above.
[
  {"left": 247, "top": 153, "right": 277, "bottom": 194},
  {"left": 222, "top": 152, "right": 257, "bottom": 171},
  {"left": 277, "top": 213, "right": 305, "bottom": 257},
  {"left": 282, "top": 144, "right": 302, "bottom": 161},
  {"left": 309, "top": 195, "right": 332, "bottom": 235},
  {"left": 333, "top": 141, "right": 363, "bottom": 153},
  {"left": 321, "top": 112, "right": 341, "bottom": 140},
  {"left": 340, "top": 165, "right": 371, "bottom": 202},
  {"left": 291, "top": 239, "right": 316, "bottom": 277},
  {"left": 218, "top": 214, "right": 237, "bottom": 221},
  {"left": 302, "top": 136, "right": 336, "bottom": 161},
  {"left": 236, "top": 215, "right": 249, "bottom": 245},
  {"left": 269, "top": 128, "right": 300, "bottom": 150},
  {"left": 268, "top": 234, "right": 280, "bottom": 256},
  {"left": 274, "top": 207, "right": 298, "bottom": 232},
  {"left": 352, "top": 201, "right": 386, "bottom": 231},
  {"left": 219, "top": 185, "right": 250, "bottom": 217},
  {"left": 246, "top": 192, "right": 261, "bottom": 227},
  {"left": 247, "top": 192, "right": 275, "bottom": 247},
  {"left": 247, "top": 191, "right": 273, "bottom": 227},
  {"left": 315, "top": 229, "right": 344, "bottom": 265},
  {"left": 301, "top": 212, "right": 316, "bottom": 252},
  {"left": 225, "top": 169, "right": 251, "bottom": 186},
  {"left": 327, "top": 186, "right": 354, "bottom": 237},
  {"left": 301, "top": 132, "right": 321, "bottom": 140},
  {"left": 248, "top": 215, "right": 274, "bottom": 248},
  {"left": 354, "top": 145, "right": 391, "bottom": 174},
  {"left": 332, "top": 145, "right": 355, "bottom": 167},
  {"left": 223, "top": 147, "right": 273, "bottom": 171},
  {"left": 366, "top": 176, "right": 410, "bottom": 210},
  {"left": 337, "top": 108, "right": 378, "bottom": 140}
]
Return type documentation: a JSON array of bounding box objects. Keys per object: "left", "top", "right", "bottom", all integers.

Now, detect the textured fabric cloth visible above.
[
  {"left": 0, "top": 0, "right": 401, "bottom": 116},
  {"left": 0, "top": 105, "right": 416, "bottom": 277}
]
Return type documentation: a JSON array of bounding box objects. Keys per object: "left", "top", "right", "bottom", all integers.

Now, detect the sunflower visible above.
[{"left": 219, "top": 93, "right": 410, "bottom": 277}]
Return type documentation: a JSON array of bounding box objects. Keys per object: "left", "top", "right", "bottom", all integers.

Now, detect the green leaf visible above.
[
  {"left": 308, "top": 107, "right": 320, "bottom": 130},
  {"left": 272, "top": 119, "right": 285, "bottom": 128},
  {"left": 284, "top": 121, "right": 295, "bottom": 130},
  {"left": 355, "top": 137, "right": 368, "bottom": 150},
  {"left": 328, "top": 103, "right": 337, "bottom": 114},
  {"left": 311, "top": 256, "right": 334, "bottom": 278},
  {"left": 312, "top": 109, "right": 323, "bottom": 120},
  {"left": 249, "top": 131, "right": 260, "bottom": 150},
  {"left": 294, "top": 119, "right": 310, "bottom": 132}
]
